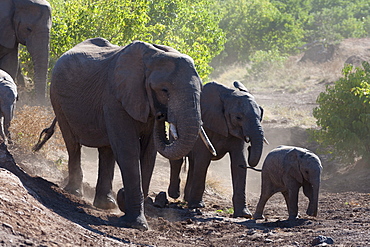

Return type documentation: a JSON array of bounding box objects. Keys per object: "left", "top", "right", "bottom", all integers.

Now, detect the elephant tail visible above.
[
  {"left": 32, "top": 117, "right": 57, "bottom": 152},
  {"left": 239, "top": 165, "right": 262, "bottom": 172}
]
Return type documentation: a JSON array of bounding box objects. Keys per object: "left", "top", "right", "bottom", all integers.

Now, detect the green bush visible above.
[
  {"left": 49, "top": 0, "right": 224, "bottom": 80},
  {"left": 246, "top": 49, "right": 287, "bottom": 81},
  {"left": 312, "top": 62, "right": 370, "bottom": 162}
]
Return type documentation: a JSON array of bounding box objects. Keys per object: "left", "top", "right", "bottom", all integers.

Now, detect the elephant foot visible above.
[
  {"left": 233, "top": 208, "right": 252, "bottom": 218},
  {"left": 64, "top": 184, "right": 83, "bottom": 197},
  {"left": 306, "top": 210, "right": 317, "bottom": 217},
  {"left": 117, "top": 188, "right": 125, "bottom": 212},
  {"left": 252, "top": 212, "right": 264, "bottom": 220},
  {"left": 288, "top": 215, "right": 299, "bottom": 221},
  {"left": 119, "top": 213, "right": 148, "bottom": 231},
  {"left": 168, "top": 185, "right": 180, "bottom": 199},
  {"left": 188, "top": 200, "right": 205, "bottom": 209},
  {"left": 93, "top": 194, "right": 117, "bottom": 210}
]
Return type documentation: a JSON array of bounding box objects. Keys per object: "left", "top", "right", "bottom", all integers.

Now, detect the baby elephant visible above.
[
  {"left": 0, "top": 70, "right": 18, "bottom": 144},
  {"left": 253, "top": 145, "right": 322, "bottom": 220}
]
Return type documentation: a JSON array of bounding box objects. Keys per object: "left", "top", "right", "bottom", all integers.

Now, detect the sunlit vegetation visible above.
[{"left": 313, "top": 63, "right": 370, "bottom": 162}]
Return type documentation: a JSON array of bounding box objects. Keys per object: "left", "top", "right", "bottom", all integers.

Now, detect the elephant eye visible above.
[
  {"left": 162, "top": 88, "right": 168, "bottom": 93},
  {"left": 236, "top": 116, "right": 242, "bottom": 121},
  {"left": 26, "top": 27, "right": 32, "bottom": 32}
]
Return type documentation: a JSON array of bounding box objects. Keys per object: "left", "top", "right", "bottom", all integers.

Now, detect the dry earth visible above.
[{"left": 1, "top": 38, "right": 370, "bottom": 246}]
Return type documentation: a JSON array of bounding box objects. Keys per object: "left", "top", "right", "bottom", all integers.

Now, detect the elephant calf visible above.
[
  {"left": 253, "top": 145, "right": 322, "bottom": 220},
  {"left": 0, "top": 70, "right": 17, "bottom": 144}
]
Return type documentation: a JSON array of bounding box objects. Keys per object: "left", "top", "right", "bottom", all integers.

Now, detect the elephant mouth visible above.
[
  {"left": 155, "top": 111, "right": 171, "bottom": 145},
  {"left": 245, "top": 135, "right": 269, "bottom": 145},
  {"left": 155, "top": 111, "right": 216, "bottom": 156}
]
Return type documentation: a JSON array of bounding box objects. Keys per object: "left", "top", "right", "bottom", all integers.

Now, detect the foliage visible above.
[
  {"left": 305, "top": 0, "right": 370, "bottom": 43},
  {"left": 246, "top": 49, "right": 287, "bottom": 81},
  {"left": 312, "top": 62, "right": 370, "bottom": 162},
  {"left": 213, "top": 0, "right": 305, "bottom": 65},
  {"left": 43, "top": 0, "right": 224, "bottom": 80}
]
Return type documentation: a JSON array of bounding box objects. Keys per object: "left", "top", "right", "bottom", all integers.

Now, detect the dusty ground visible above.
[{"left": 1, "top": 38, "right": 370, "bottom": 246}]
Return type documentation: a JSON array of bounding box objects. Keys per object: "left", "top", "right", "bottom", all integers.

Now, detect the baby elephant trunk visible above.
[{"left": 307, "top": 183, "right": 320, "bottom": 217}]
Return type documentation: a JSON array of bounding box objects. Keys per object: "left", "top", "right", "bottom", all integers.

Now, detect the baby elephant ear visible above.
[
  {"left": 233, "top": 81, "right": 249, "bottom": 93},
  {"left": 284, "top": 148, "right": 304, "bottom": 184}
]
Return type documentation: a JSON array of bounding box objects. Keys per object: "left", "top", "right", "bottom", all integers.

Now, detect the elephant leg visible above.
[
  {"left": 140, "top": 134, "right": 157, "bottom": 199},
  {"left": 57, "top": 113, "right": 83, "bottom": 196},
  {"left": 104, "top": 103, "right": 147, "bottom": 230},
  {"left": 2, "top": 105, "right": 13, "bottom": 144},
  {"left": 287, "top": 186, "right": 300, "bottom": 220},
  {"left": 93, "top": 146, "right": 117, "bottom": 209},
  {"left": 0, "top": 48, "right": 18, "bottom": 80},
  {"left": 253, "top": 175, "right": 274, "bottom": 220},
  {"left": 187, "top": 155, "right": 211, "bottom": 209},
  {"left": 282, "top": 190, "right": 290, "bottom": 213},
  {"left": 230, "top": 148, "right": 252, "bottom": 218},
  {"left": 0, "top": 115, "right": 5, "bottom": 143},
  {"left": 168, "top": 158, "right": 184, "bottom": 199},
  {"left": 183, "top": 157, "right": 193, "bottom": 202}
]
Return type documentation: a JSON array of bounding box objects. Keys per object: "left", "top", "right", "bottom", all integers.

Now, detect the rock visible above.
[
  {"left": 153, "top": 191, "right": 168, "bottom": 208},
  {"left": 311, "top": 235, "right": 334, "bottom": 246}
]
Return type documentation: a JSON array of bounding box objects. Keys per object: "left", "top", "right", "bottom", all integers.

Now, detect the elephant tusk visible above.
[
  {"left": 199, "top": 126, "right": 217, "bottom": 156},
  {"left": 245, "top": 136, "right": 250, "bottom": 143},
  {"left": 263, "top": 137, "right": 269, "bottom": 145},
  {"left": 169, "top": 123, "right": 178, "bottom": 140}
]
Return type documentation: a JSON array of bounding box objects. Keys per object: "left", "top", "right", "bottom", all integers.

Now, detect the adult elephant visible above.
[
  {"left": 0, "top": 0, "right": 51, "bottom": 102},
  {"left": 33, "top": 37, "right": 211, "bottom": 230},
  {"left": 168, "top": 81, "right": 265, "bottom": 218},
  {"left": 253, "top": 145, "right": 322, "bottom": 220}
]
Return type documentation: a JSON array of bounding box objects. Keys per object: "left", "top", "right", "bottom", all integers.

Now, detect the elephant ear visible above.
[
  {"left": 259, "top": 106, "right": 264, "bottom": 122},
  {"left": 0, "top": 0, "right": 16, "bottom": 48},
  {"left": 284, "top": 148, "right": 304, "bottom": 184},
  {"left": 201, "top": 82, "right": 229, "bottom": 137},
  {"left": 113, "top": 41, "right": 158, "bottom": 123},
  {"left": 233, "top": 81, "right": 249, "bottom": 93},
  {"left": 152, "top": 44, "right": 181, "bottom": 54}
]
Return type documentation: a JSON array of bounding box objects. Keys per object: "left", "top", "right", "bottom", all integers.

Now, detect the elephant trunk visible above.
[
  {"left": 26, "top": 32, "right": 50, "bottom": 102},
  {"left": 154, "top": 90, "right": 201, "bottom": 161},
  {"left": 308, "top": 182, "right": 320, "bottom": 217},
  {"left": 247, "top": 124, "right": 264, "bottom": 167}
]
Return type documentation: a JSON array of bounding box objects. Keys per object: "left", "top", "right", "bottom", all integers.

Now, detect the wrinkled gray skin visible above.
[
  {"left": 0, "top": 70, "right": 17, "bottom": 144},
  {"left": 0, "top": 0, "right": 51, "bottom": 102},
  {"left": 49, "top": 38, "right": 202, "bottom": 230},
  {"left": 168, "top": 81, "right": 264, "bottom": 218},
  {"left": 253, "top": 145, "right": 322, "bottom": 220}
]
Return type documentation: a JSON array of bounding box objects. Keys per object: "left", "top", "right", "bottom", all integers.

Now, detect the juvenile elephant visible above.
[
  {"left": 0, "top": 0, "right": 51, "bottom": 101},
  {"left": 253, "top": 145, "right": 322, "bottom": 220},
  {"left": 168, "top": 81, "right": 265, "bottom": 218},
  {"left": 0, "top": 70, "right": 17, "bottom": 144},
  {"left": 33, "top": 38, "right": 210, "bottom": 230}
]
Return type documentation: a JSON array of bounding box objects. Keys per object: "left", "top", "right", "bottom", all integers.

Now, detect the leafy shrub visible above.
[
  {"left": 312, "top": 62, "right": 370, "bottom": 162},
  {"left": 246, "top": 49, "right": 287, "bottom": 82}
]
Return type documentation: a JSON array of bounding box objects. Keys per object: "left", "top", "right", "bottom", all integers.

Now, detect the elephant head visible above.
[
  {"left": 201, "top": 81, "right": 264, "bottom": 167},
  {"left": 0, "top": 0, "right": 51, "bottom": 100},
  {"left": 112, "top": 40, "right": 202, "bottom": 160},
  {"left": 283, "top": 147, "right": 323, "bottom": 216}
]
